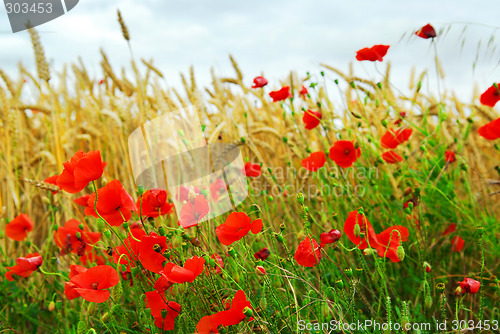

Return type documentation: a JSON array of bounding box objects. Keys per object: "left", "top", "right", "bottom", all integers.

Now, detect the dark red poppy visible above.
[
  {"left": 84, "top": 179, "right": 137, "bottom": 226},
  {"left": 137, "top": 189, "right": 173, "bottom": 218},
  {"left": 54, "top": 219, "right": 101, "bottom": 257},
  {"left": 178, "top": 194, "right": 210, "bottom": 228},
  {"left": 44, "top": 175, "right": 60, "bottom": 194},
  {"left": 382, "top": 151, "right": 403, "bottom": 164},
  {"left": 458, "top": 278, "right": 481, "bottom": 294},
  {"left": 160, "top": 255, "right": 205, "bottom": 283},
  {"left": 303, "top": 110, "right": 322, "bottom": 130},
  {"left": 244, "top": 162, "right": 262, "bottom": 177},
  {"left": 254, "top": 247, "right": 270, "bottom": 261},
  {"left": 138, "top": 232, "right": 169, "bottom": 273},
  {"left": 329, "top": 141, "right": 361, "bottom": 168},
  {"left": 206, "top": 253, "right": 224, "bottom": 276},
  {"left": 145, "top": 291, "right": 181, "bottom": 330},
  {"left": 300, "top": 85, "right": 308, "bottom": 98},
  {"left": 251, "top": 76, "right": 268, "bottom": 88},
  {"left": 74, "top": 194, "right": 90, "bottom": 207},
  {"left": 215, "top": 212, "right": 263, "bottom": 246},
  {"left": 295, "top": 236, "right": 321, "bottom": 267},
  {"left": 319, "top": 229, "right": 341, "bottom": 248},
  {"left": 196, "top": 290, "right": 252, "bottom": 334},
  {"left": 5, "top": 213, "right": 34, "bottom": 241},
  {"left": 478, "top": 117, "right": 500, "bottom": 140},
  {"left": 381, "top": 128, "right": 413, "bottom": 149},
  {"left": 65, "top": 265, "right": 119, "bottom": 303},
  {"left": 5, "top": 253, "right": 43, "bottom": 281},
  {"left": 301, "top": 151, "right": 326, "bottom": 172},
  {"left": 444, "top": 150, "right": 456, "bottom": 163},
  {"left": 355, "top": 45, "right": 390, "bottom": 62},
  {"left": 56, "top": 150, "right": 106, "bottom": 193},
  {"left": 480, "top": 84, "right": 500, "bottom": 107},
  {"left": 442, "top": 223, "right": 456, "bottom": 236},
  {"left": 269, "top": 86, "right": 292, "bottom": 102},
  {"left": 415, "top": 24, "right": 436, "bottom": 39},
  {"left": 451, "top": 236, "right": 464, "bottom": 252}
]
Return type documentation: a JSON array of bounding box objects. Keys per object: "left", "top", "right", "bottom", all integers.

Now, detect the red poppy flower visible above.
[
  {"left": 355, "top": 45, "right": 390, "bottom": 62},
  {"left": 301, "top": 151, "right": 326, "bottom": 172},
  {"left": 137, "top": 189, "right": 173, "bottom": 218},
  {"left": 160, "top": 255, "right": 205, "bottom": 283},
  {"left": 74, "top": 194, "right": 90, "bottom": 207},
  {"left": 244, "top": 162, "right": 262, "bottom": 177},
  {"left": 54, "top": 219, "right": 101, "bottom": 257},
  {"left": 44, "top": 175, "right": 60, "bottom": 194},
  {"left": 480, "top": 84, "right": 500, "bottom": 107},
  {"left": 442, "top": 223, "right": 456, "bottom": 236},
  {"left": 269, "top": 86, "right": 292, "bottom": 102},
  {"left": 254, "top": 247, "right": 270, "bottom": 261},
  {"left": 5, "top": 213, "right": 34, "bottom": 241},
  {"left": 69, "top": 264, "right": 87, "bottom": 278},
  {"left": 375, "top": 226, "right": 409, "bottom": 262},
  {"left": 382, "top": 151, "right": 403, "bottom": 164},
  {"left": 300, "top": 85, "right": 308, "bottom": 98},
  {"left": 444, "top": 150, "right": 456, "bottom": 162},
  {"left": 5, "top": 253, "right": 43, "bottom": 281},
  {"left": 294, "top": 236, "right": 321, "bottom": 267},
  {"left": 145, "top": 291, "right": 181, "bottom": 330},
  {"left": 84, "top": 179, "right": 137, "bottom": 226},
  {"left": 319, "top": 229, "right": 341, "bottom": 248},
  {"left": 415, "top": 24, "right": 436, "bottom": 39},
  {"left": 477, "top": 117, "right": 500, "bottom": 140},
  {"left": 329, "top": 141, "right": 361, "bottom": 168},
  {"left": 56, "top": 150, "right": 106, "bottom": 193},
  {"left": 113, "top": 227, "right": 146, "bottom": 269},
  {"left": 303, "top": 110, "right": 322, "bottom": 130},
  {"left": 196, "top": 290, "right": 252, "bottom": 334},
  {"left": 343, "top": 211, "right": 378, "bottom": 250},
  {"left": 138, "top": 232, "right": 169, "bottom": 273},
  {"left": 251, "top": 76, "right": 268, "bottom": 88},
  {"left": 215, "top": 212, "right": 263, "bottom": 246},
  {"left": 458, "top": 278, "right": 481, "bottom": 294},
  {"left": 206, "top": 253, "right": 224, "bottom": 276},
  {"left": 451, "top": 236, "right": 464, "bottom": 252},
  {"left": 381, "top": 128, "right": 413, "bottom": 149},
  {"left": 178, "top": 194, "right": 210, "bottom": 228},
  {"left": 65, "top": 265, "right": 119, "bottom": 303}
]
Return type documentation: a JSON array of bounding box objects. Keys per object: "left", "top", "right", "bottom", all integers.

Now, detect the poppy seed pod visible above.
[
  {"left": 243, "top": 306, "right": 254, "bottom": 318},
  {"left": 296, "top": 193, "right": 305, "bottom": 204},
  {"left": 335, "top": 279, "right": 344, "bottom": 289},
  {"left": 344, "top": 268, "right": 353, "bottom": 278},
  {"left": 122, "top": 222, "right": 129, "bottom": 230}
]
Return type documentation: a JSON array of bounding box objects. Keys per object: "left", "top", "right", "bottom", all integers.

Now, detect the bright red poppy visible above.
[
  {"left": 160, "top": 255, "right": 205, "bottom": 283},
  {"left": 295, "top": 236, "right": 321, "bottom": 267},
  {"left": 251, "top": 76, "right": 268, "bottom": 88},
  {"left": 480, "top": 84, "right": 500, "bottom": 107},
  {"left": 254, "top": 247, "right": 270, "bottom": 261},
  {"left": 477, "top": 117, "right": 500, "bottom": 140},
  {"left": 196, "top": 290, "right": 252, "bottom": 334},
  {"left": 145, "top": 291, "right": 181, "bottom": 330},
  {"left": 215, "top": 212, "right": 263, "bottom": 246},
  {"left": 269, "top": 86, "right": 292, "bottom": 102},
  {"left": 178, "top": 194, "right": 210, "bottom": 228},
  {"left": 65, "top": 265, "right": 119, "bottom": 303},
  {"left": 69, "top": 264, "right": 87, "bottom": 278},
  {"left": 415, "top": 24, "right": 436, "bottom": 39},
  {"left": 300, "top": 85, "right": 308, "bottom": 98},
  {"left": 74, "top": 194, "right": 90, "bottom": 207},
  {"left": 381, "top": 128, "right": 413, "bottom": 149},
  {"left": 5, "top": 253, "right": 43, "bottom": 281},
  {"left": 53, "top": 219, "right": 101, "bottom": 260},
  {"left": 301, "top": 151, "right": 326, "bottom": 172},
  {"left": 382, "top": 151, "right": 403, "bottom": 164},
  {"left": 303, "top": 110, "right": 322, "bottom": 130},
  {"left": 451, "top": 236, "right": 465, "bottom": 252},
  {"left": 113, "top": 226, "right": 146, "bottom": 269},
  {"left": 84, "top": 179, "right": 137, "bottom": 226},
  {"left": 138, "top": 232, "right": 169, "bottom": 273},
  {"left": 329, "top": 141, "right": 361, "bottom": 168},
  {"left": 319, "top": 229, "right": 341, "bottom": 248},
  {"left": 244, "top": 162, "right": 262, "bottom": 177},
  {"left": 136, "top": 188, "right": 173, "bottom": 218},
  {"left": 355, "top": 45, "right": 390, "bottom": 62},
  {"left": 458, "top": 278, "right": 481, "bottom": 294},
  {"left": 445, "top": 151, "right": 456, "bottom": 162},
  {"left": 442, "top": 223, "right": 456, "bottom": 236},
  {"left": 56, "top": 150, "right": 106, "bottom": 193},
  {"left": 375, "top": 226, "right": 410, "bottom": 262},
  {"left": 44, "top": 175, "right": 60, "bottom": 194},
  {"left": 5, "top": 213, "right": 34, "bottom": 241}
]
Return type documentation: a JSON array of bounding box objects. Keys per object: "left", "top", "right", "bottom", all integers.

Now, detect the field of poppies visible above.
[{"left": 1, "top": 22, "right": 500, "bottom": 334}]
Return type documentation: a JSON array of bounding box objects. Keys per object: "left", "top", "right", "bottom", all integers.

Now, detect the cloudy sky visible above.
[{"left": 1, "top": 0, "right": 500, "bottom": 101}]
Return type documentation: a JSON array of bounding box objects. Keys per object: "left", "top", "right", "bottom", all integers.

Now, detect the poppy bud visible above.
[
  {"left": 241, "top": 137, "right": 246, "bottom": 143},
  {"left": 190, "top": 237, "right": 201, "bottom": 247},
  {"left": 137, "top": 185, "right": 145, "bottom": 196},
  {"left": 454, "top": 286, "right": 463, "bottom": 296},
  {"left": 104, "top": 229, "right": 111, "bottom": 239},
  {"left": 423, "top": 262, "right": 431, "bottom": 273},
  {"left": 255, "top": 266, "right": 266, "bottom": 276},
  {"left": 48, "top": 301, "right": 56, "bottom": 312},
  {"left": 96, "top": 219, "right": 104, "bottom": 231},
  {"left": 296, "top": 193, "right": 305, "bottom": 204},
  {"left": 354, "top": 224, "right": 361, "bottom": 238},
  {"left": 283, "top": 136, "right": 288, "bottom": 143},
  {"left": 123, "top": 222, "right": 129, "bottom": 230},
  {"left": 344, "top": 268, "right": 353, "bottom": 278},
  {"left": 75, "top": 232, "right": 82, "bottom": 239},
  {"left": 188, "top": 189, "right": 197, "bottom": 203},
  {"left": 101, "top": 312, "right": 110, "bottom": 322},
  {"left": 243, "top": 306, "right": 254, "bottom": 318},
  {"left": 306, "top": 147, "right": 312, "bottom": 153},
  {"left": 267, "top": 195, "right": 274, "bottom": 202},
  {"left": 381, "top": 119, "right": 388, "bottom": 127},
  {"left": 25, "top": 241, "right": 31, "bottom": 247},
  {"left": 363, "top": 248, "right": 375, "bottom": 256},
  {"left": 259, "top": 297, "right": 267, "bottom": 310},
  {"left": 87, "top": 302, "right": 96, "bottom": 316},
  {"left": 425, "top": 295, "right": 432, "bottom": 309},
  {"left": 349, "top": 82, "right": 356, "bottom": 89},
  {"left": 78, "top": 223, "right": 84, "bottom": 230},
  {"left": 335, "top": 279, "right": 344, "bottom": 289},
  {"left": 158, "top": 226, "right": 166, "bottom": 236},
  {"left": 397, "top": 245, "right": 405, "bottom": 261},
  {"left": 228, "top": 247, "right": 237, "bottom": 258}
]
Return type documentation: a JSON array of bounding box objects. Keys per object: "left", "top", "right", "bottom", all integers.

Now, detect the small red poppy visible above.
[
  {"left": 56, "top": 150, "right": 106, "bottom": 193},
  {"left": 137, "top": 189, "right": 173, "bottom": 218},
  {"left": 84, "top": 179, "right": 137, "bottom": 226},
  {"left": 480, "top": 84, "right": 500, "bottom": 107},
  {"left": 244, "top": 162, "right": 262, "bottom": 177},
  {"left": 5, "top": 213, "right": 34, "bottom": 241},
  {"left": 303, "top": 110, "right": 322, "bottom": 130},
  {"left": 5, "top": 253, "right": 43, "bottom": 281},
  {"left": 66, "top": 265, "right": 119, "bottom": 303},
  {"left": 216, "top": 212, "right": 263, "bottom": 246},
  {"left": 300, "top": 85, "right": 308, "bottom": 98},
  {"left": 74, "top": 194, "right": 90, "bottom": 207},
  {"left": 445, "top": 151, "right": 456, "bottom": 162},
  {"left": 44, "top": 175, "right": 60, "bottom": 194},
  {"left": 53, "top": 219, "right": 101, "bottom": 258},
  {"left": 251, "top": 76, "right": 268, "bottom": 88},
  {"left": 145, "top": 291, "right": 181, "bottom": 330},
  {"left": 415, "top": 24, "right": 436, "bottom": 39},
  {"left": 269, "top": 86, "right": 292, "bottom": 102},
  {"left": 451, "top": 236, "right": 465, "bottom": 252},
  {"left": 382, "top": 151, "right": 403, "bottom": 164},
  {"left": 254, "top": 247, "right": 271, "bottom": 261},
  {"left": 381, "top": 128, "right": 413, "bottom": 149},
  {"left": 160, "top": 255, "right": 205, "bottom": 284},
  {"left": 458, "top": 278, "right": 481, "bottom": 294},
  {"left": 138, "top": 232, "right": 169, "bottom": 273},
  {"left": 319, "top": 229, "right": 341, "bottom": 248},
  {"left": 178, "top": 194, "right": 210, "bottom": 228},
  {"left": 329, "top": 141, "right": 361, "bottom": 168},
  {"left": 477, "top": 117, "right": 500, "bottom": 140},
  {"left": 442, "top": 223, "right": 456, "bottom": 236},
  {"left": 301, "top": 151, "right": 326, "bottom": 172},
  {"left": 355, "top": 45, "right": 390, "bottom": 62},
  {"left": 294, "top": 236, "right": 321, "bottom": 267}
]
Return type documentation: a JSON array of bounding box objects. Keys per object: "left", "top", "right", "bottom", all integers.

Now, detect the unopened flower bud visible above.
[
  {"left": 103, "top": 230, "right": 111, "bottom": 239},
  {"left": 455, "top": 286, "right": 463, "bottom": 295},
  {"left": 190, "top": 237, "right": 201, "bottom": 248},
  {"left": 158, "top": 226, "right": 166, "bottom": 236},
  {"left": 75, "top": 232, "right": 82, "bottom": 239},
  {"left": 363, "top": 248, "right": 375, "bottom": 256},
  {"left": 397, "top": 245, "right": 405, "bottom": 261},
  {"left": 425, "top": 295, "right": 432, "bottom": 309},
  {"left": 423, "top": 262, "right": 431, "bottom": 273},
  {"left": 354, "top": 224, "right": 361, "bottom": 238},
  {"left": 48, "top": 301, "right": 56, "bottom": 312},
  {"left": 255, "top": 266, "right": 266, "bottom": 276}
]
